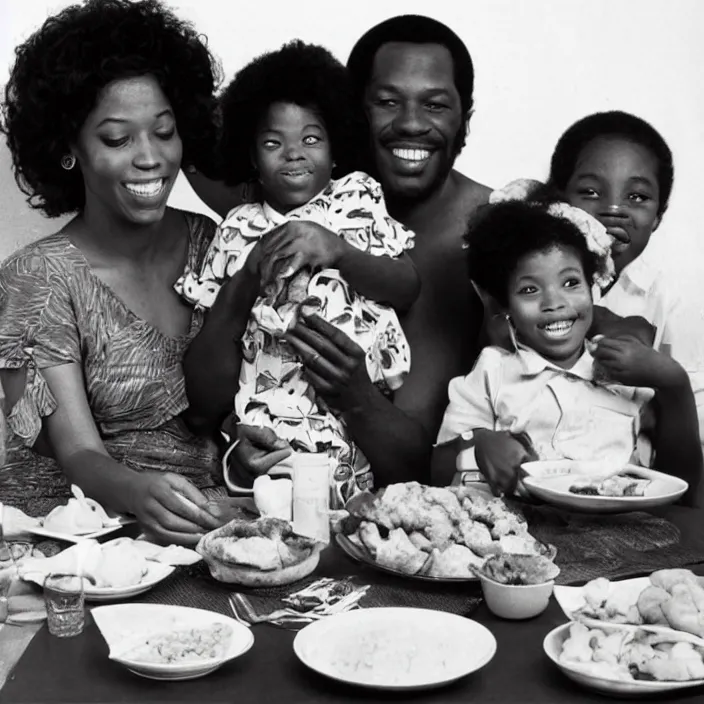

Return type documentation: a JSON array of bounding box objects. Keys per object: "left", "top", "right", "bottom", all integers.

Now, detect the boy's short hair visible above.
[
  {"left": 347, "top": 15, "right": 475, "bottom": 154},
  {"left": 465, "top": 200, "right": 598, "bottom": 307},
  {"left": 547, "top": 111, "right": 674, "bottom": 218}
]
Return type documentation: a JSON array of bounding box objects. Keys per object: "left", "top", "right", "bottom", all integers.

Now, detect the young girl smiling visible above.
[{"left": 432, "top": 200, "right": 702, "bottom": 505}]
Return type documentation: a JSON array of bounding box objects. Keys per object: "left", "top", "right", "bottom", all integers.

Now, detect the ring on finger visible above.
[{"left": 310, "top": 353, "right": 321, "bottom": 365}]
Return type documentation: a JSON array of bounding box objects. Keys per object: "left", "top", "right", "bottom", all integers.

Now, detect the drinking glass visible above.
[{"left": 43, "top": 573, "right": 85, "bottom": 637}]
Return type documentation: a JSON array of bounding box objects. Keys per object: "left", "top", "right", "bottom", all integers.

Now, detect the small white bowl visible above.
[{"left": 479, "top": 575, "right": 554, "bottom": 620}]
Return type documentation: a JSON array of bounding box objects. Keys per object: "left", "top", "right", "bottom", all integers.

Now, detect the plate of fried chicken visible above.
[{"left": 333, "top": 482, "right": 554, "bottom": 581}]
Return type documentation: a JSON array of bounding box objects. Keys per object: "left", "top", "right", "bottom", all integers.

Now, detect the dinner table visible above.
[{"left": 2, "top": 503, "right": 704, "bottom": 704}]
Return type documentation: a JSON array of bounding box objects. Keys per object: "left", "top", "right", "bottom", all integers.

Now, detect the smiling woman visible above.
[{"left": 0, "top": 0, "right": 228, "bottom": 546}]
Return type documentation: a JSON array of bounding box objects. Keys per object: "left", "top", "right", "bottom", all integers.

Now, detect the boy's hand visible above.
[
  {"left": 473, "top": 429, "right": 537, "bottom": 497},
  {"left": 257, "top": 221, "right": 348, "bottom": 286},
  {"left": 591, "top": 307, "right": 655, "bottom": 347},
  {"left": 591, "top": 336, "right": 683, "bottom": 389}
]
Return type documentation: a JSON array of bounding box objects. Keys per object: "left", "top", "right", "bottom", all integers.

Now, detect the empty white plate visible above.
[
  {"left": 293, "top": 607, "right": 496, "bottom": 690},
  {"left": 521, "top": 461, "right": 687, "bottom": 513}
]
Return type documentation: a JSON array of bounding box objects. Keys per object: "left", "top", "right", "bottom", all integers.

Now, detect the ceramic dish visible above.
[
  {"left": 294, "top": 607, "right": 496, "bottom": 690},
  {"left": 521, "top": 462, "right": 687, "bottom": 513},
  {"left": 92, "top": 603, "right": 253, "bottom": 680},
  {"left": 27, "top": 515, "right": 135, "bottom": 543},
  {"left": 543, "top": 622, "right": 704, "bottom": 697},
  {"left": 335, "top": 533, "right": 478, "bottom": 583},
  {"left": 21, "top": 560, "right": 175, "bottom": 602}
]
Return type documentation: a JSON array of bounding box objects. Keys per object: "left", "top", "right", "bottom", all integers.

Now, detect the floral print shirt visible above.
[{"left": 176, "top": 171, "right": 415, "bottom": 506}]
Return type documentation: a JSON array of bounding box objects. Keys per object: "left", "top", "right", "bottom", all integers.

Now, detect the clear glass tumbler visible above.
[{"left": 43, "top": 573, "right": 85, "bottom": 637}]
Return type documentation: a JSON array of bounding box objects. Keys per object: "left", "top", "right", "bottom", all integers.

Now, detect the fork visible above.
[{"left": 227, "top": 594, "right": 252, "bottom": 628}]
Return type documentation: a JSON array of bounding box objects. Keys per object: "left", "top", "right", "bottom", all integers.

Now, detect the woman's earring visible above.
[
  {"left": 61, "top": 155, "right": 76, "bottom": 171},
  {"left": 505, "top": 313, "right": 519, "bottom": 350}
]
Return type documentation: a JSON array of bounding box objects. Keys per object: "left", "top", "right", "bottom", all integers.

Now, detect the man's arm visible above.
[
  {"left": 342, "top": 383, "right": 432, "bottom": 486},
  {"left": 338, "top": 250, "right": 420, "bottom": 313},
  {"left": 182, "top": 169, "right": 246, "bottom": 220}
]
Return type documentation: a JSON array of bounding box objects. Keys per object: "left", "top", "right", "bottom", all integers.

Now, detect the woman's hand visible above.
[
  {"left": 257, "top": 221, "right": 348, "bottom": 286},
  {"left": 225, "top": 425, "right": 293, "bottom": 489},
  {"left": 284, "top": 314, "right": 374, "bottom": 413},
  {"left": 474, "top": 429, "right": 537, "bottom": 497},
  {"left": 129, "top": 472, "right": 223, "bottom": 547}
]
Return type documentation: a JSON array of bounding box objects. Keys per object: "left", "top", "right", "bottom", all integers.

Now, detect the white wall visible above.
[{"left": 1, "top": 0, "right": 702, "bottom": 309}]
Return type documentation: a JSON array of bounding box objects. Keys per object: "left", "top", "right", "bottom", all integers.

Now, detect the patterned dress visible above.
[
  {"left": 176, "top": 172, "right": 414, "bottom": 507},
  {"left": 0, "top": 212, "right": 221, "bottom": 516}
]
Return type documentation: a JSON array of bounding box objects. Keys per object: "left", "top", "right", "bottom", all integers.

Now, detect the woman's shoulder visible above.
[{"left": 0, "top": 231, "right": 77, "bottom": 280}]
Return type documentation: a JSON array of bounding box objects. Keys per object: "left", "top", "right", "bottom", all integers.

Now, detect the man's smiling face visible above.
[{"left": 364, "top": 42, "right": 465, "bottom": 202}]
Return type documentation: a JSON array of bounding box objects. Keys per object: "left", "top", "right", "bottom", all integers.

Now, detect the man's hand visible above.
[
  {"left": 284, "top": 314, "right": 375, "bottom": 413},
  {"left": 474, "top": 429, "right": 537, "bottom": 497},
  {"left": 591, "top": 336, "right": 684, "bottom": 389},
  {"left": 226, "top": 425, "right": 293, "bottom": 489}
]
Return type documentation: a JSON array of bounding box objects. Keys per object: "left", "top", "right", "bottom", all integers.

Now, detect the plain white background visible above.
[{"left": 1, "top": 0, "right": 702, "bottom": 320}]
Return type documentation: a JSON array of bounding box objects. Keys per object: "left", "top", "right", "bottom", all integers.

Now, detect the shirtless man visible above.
[{"left": 183, "top": 16, "right": 490, "bottom": 486}]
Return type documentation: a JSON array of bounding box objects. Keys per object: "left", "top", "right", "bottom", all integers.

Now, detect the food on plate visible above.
[
  {"left": 120, "top": 623, "right": 232, "bottom": 664},
  {"left": 253, "top": 475, "right": 293, "bottom": 521},
  {"left": 42, "top": 485, "right": 120, "bottom": 534},
  {"left": 126, "top": 540, "right": 202, "bottom": 566},
  {"left": 475, "top": 553, "right": 560, "bottom": 585},
  {"left": 576, "top": 576, "right": 644, "bottom": 625},
  {"left": 574, "top": 569, "right": 704, "bottom": 638},
  {"left": 568, "top": 474, "right": 651, "bottom": 497},
  {"left": 17, "top": 537, "right": 194, "bottom": 590},
  {"left": 196, "top": 516, "right": 323, "bottom": 585},
  {"left": 560, "top": 621, "right": 704, "bottom": 682},
  {"left": 336, "top": 482, "right": 553, "bottom": 579}
]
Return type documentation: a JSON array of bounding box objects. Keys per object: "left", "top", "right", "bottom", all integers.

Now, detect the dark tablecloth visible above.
[{"left": 3, "top": 505, "right": 704, "bottom": 703}]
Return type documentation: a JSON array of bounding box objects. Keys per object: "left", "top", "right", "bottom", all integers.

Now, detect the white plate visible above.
[
  {"left": 21, "top": 560, "right": 175, "bottom": 602},
  {"left": 27, "top": 515, "right": 135, "bottom": 543},
  {"left": 554, "top": 577, "right": 651, "bottom": 623},
  {"left": 92, "top": 603, "right": 254, "bottom": 680},
  {"left": 293, "top": 607, "right": 496, "bottom": 690},
  {"left": 335, "top": 534, "right": 477, "bottom": 583},
  {"left": 521, "top": 462, "right": 687, "bottom": 513},
  {"left": 544, "top": 622, "right": 704, "bottom": 696},
  {"left": 554, "top": 576, "right": 704, "bottom": 642}
]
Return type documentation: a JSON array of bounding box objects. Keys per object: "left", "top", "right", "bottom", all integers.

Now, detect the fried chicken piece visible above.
[
  {"left": 560, "top": 622, "right": 596, "bottom": 664},
  {"left": 593, "top": 630, "right": 630, "bottom": 666},
  {"left": 422, "top": 487, "right": 463, "bottom": 523},
  {"left": 456, "top": 516, "right": 495, "bottom": 557},
  {"left": 357, "top": 523, "right": 427, "bottom": 575},
  {"left": 422, "top": 505, "right": 455, "bottom": 550},
  {"left": 637, "top": 585, "right": 671, "bottom": 626},
  {"left": 650, "top": 569, "right": 701, "bottom": 593},
  {"left": 489, "top": 515, "right": 525, "bottom": 540},
  {"left": 661, "top": 583, "right": 704, "bottom": 638},
  {"left": 427, "top": 544, "right": 482, "bottom": 578},
  {"left": 408, "top": 531, "right": 433, "bottom": 553},
  {"left": 640, "top": 642, "right": 704, "bottom": 681},
  {"left": 582, "top": 577, "right": 612, "bottom": 611}
]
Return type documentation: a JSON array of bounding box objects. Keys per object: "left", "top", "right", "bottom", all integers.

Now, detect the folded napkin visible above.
[{"left": 0, "top": 563, "right": 46, "bottom": 625}]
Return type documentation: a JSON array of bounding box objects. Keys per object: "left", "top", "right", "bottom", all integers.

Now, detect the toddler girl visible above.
[{"left": 177, "top": 41, "right": 420, "bottom": 507}]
